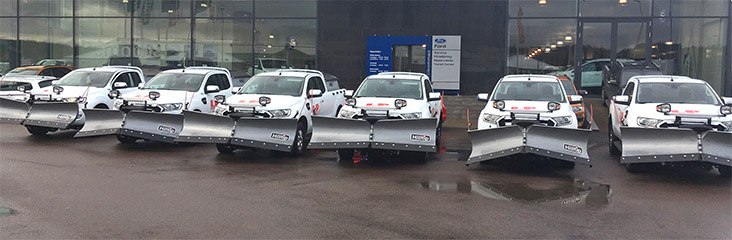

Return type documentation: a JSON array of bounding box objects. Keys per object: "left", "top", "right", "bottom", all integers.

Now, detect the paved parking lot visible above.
[{"left": 1, "top": 121, "right": 730, "bottom": 238}]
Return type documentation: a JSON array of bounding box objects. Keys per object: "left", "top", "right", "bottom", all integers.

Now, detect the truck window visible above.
[
  {"left": 325, "top": 80, "right": 339, "bottom": 92},
  {"left": 39, "top": 69, "right": 54, "bottom": 76},
  {"left": 424, "top": 80, "right": 433, "bottom": 94},
  {"left": 130, "top": 72, "right": 143, "bottom": 86},
  {"left": 623, "top": 82, "right": 635, "bottom": 97},
  {"left": 38, "top": 80, "right": 54, "bottom": 88},
  {"left": 307, "top": 77, "right": 325, "bottom": 93},
  {"left": 113, "top": 72, "right": 134, "bottom": 87}
]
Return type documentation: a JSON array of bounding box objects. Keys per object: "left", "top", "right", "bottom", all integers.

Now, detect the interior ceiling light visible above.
[
  {"left": 565, "top": 36, "right": 573, "bottom": 41},
  {"left": 539, "top": 0, "right": 547, "bottom": 5},
  {"left": 651, "top": 45, "right": 657, "bottom": 49},
  {"left": 619, "top": 0, "right": 628, "bottom": 4},
  {"left": 269, "top": 35, "right": 274, "bottom": 39},
  {"left": 665, "top": 41, "right": 673, "bottom": 45},
  {"left": 557, "top": 41, "right": 563, "bottom": 45},
  {"left": 551, "top": 45, "right": 557, "bottom": 48}
]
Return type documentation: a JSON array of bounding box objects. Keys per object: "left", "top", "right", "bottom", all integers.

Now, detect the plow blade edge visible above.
[
  {"left": 74, "top": 109, "right": 124, "bottom": 137},
  {"left": 23, "top": 102, "right": 79, "bottom": 129},
  {"left": 118, "top": 111, "right": 183, "bottom": 143},
  {"left": 231, "top": 118, "right": 298, "bottom": 152},
  {"left": 701, "top": 131, "right": 732, "bottom": 166},
  {"left": 525, "top": 125, "right": 591, "bottom": 164},
  {"left": 466, "top": 126, "right": 525, "bottom": 164},
  {"left": 371, "top": 118, "right": 439, "bottom": 152},
  {"left": 308, "top": 116, "right": 371, "bottom": 149},
  {"left": 0, "top": 98, "right": 29, "bottom": 124},
  {"left": 620, "top": 127, "right": 699, "bottom": 163},
  {"left": 176, "top": 110, "right": 234, "bottom": 144}
]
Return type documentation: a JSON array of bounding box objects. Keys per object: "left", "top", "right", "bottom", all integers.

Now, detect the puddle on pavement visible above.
[
  {"left": 0, "top": 207, "right": 17, "bottom": 218},
  {"left": 418, "top": 178, "right": 611, "bottom": 207}
]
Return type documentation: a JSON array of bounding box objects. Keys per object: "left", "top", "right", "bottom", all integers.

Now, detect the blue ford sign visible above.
[{"left": 434, "top": 38, "right": 447, "bottom": 43}]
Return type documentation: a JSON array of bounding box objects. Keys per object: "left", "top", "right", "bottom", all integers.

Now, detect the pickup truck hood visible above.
[
  {"left": 31, "top": 86, "right": 106, "bottom": 99},
  {"left": 120, "top": 89, "right": 191, "bottom": 104},
  {"left": 226, "top": 94, "right": 303, "bottom": 110}
]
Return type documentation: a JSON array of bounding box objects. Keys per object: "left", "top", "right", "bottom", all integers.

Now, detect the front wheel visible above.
[
  {"left": 289, "top": 123, "right": 305, "bottom": 157},
  {"left": 216, "top": 144, "right": 235, "bottom": 154},
  {"left": 26, "top": 126, "right": 52, "bottom": 136},
  {"left": 608, "top": 118, "right": 621, "bottom": 155},
  {"left": 338, "top": 149, "right": 355, "bottom": 166},
  {"left": 116, "top": 134, "right": 137, "bottom": 144}
]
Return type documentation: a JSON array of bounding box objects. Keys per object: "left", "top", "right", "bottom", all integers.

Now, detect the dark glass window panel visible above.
[
  {"left": 508, "top": 0, "right": 577, "bottom": 18},
  {"left": 507, "top": 18, "right": 576, "bottom": 75},
  {"left": 195, "top": 0, "right": 253, "bottom": 17},
  {"left": 255, "top": 0, "right": 316, "bottom": 17},
  {"left": 1, "top": 0, "right": 17, "bottom": 16},
  {"left": 670, "top": 0, "right": 728, "bottom": 17},
  {"left": 19, "top": 18, "right": 73, "bottom": 66},
  {"left": 253, "top": 19, "right": 316, "bottom": 74},
  {"left": 579, "top": 0, "right": 652, "bottom": 17},
  {"left": 194, "top": 18, "right": 253, "bottom": 74},
  {"left": 0, "top": 18, "right": 17, "bottom": 75},
  {"left": 19, "top": 0, "right": 73, "bottom": 16},
  {"left": 133, "top": 18, "right": 192, "bottom": 75},
  {"left": 77, "top": 0, "right": 134, "bottom": 16},
  {"left": 77, "top": 18, "right": 132, "bottom": 68},
  {"left": 134, "top": 0, "right": 192, "bottom": 18}
]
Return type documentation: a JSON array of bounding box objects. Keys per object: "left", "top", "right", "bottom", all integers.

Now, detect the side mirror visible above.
[
  {"left": 138, "top": 83, "right": 144, "bottom": 89},
  {"left": 205, "top": 85, "right": 220, "bottom": 93},
  {"left": 232, "top": 87, "right": 241, "bottom": 93},
  {"left": 308, "top": 89, "right": 323, "bottom": 98},
  {"left": 113, "top": 82, "right": 128, "bottom": 89},
  {"left": 477, "top": 93, "right": 490, "bottom": 102},
  {"left": 578, "top": 90, "right": 589, "bottom": 95},
  {"left": 427, "top": 92, "right": 441, "bottom": 101},
  {"left": 613, "top": 95, "right": 630, "bottom": 105},
  {"left": 569, "top": 95, "right": 583, "bottom": 104},
  {"left": 344, "top": 90, "right": 354, "bottom": 98}
]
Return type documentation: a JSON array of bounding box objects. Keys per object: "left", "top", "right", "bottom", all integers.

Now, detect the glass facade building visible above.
[{"left": 1, "top": 0, "right": 729, "bottom": 95}]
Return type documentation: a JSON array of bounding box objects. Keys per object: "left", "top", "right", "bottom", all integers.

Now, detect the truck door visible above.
[{"left": 305, "top": 76, "right": 328, "bottom": 116}]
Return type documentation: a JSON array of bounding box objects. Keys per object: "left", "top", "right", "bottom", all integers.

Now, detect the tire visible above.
[
  {"left": 608, "top": 118, "right": 621, "bottom": 155},
  {"left": 289, "top": 123, "right": 306, "bottom": 157},
  {"left": 338, "top": 149, "right": 355, "bottom": 166},
  {"left": 718, "top": 166, "right": 731, "bottom": 177},
  {"left": 625, "top": 163, "right": 647, "bottom": 173},
  {"left": 216, "top": 144, "right": 235, "bottom": 154},
  {"left": 26, "top": 126, "right": 51, "bottom": 136},
  {"left": 435, "top": 123, "right": 442, "bottom": 150},
  {"left": 558, "top": 160, "right": 576, "bottom": 169},
  {"left": 116, "top": 134, "right": 137, "bottom": 144}
]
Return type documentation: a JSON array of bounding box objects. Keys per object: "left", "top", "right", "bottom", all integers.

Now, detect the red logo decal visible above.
[{"left": 366, "top": 103, "right": 373, "bottom": 106}]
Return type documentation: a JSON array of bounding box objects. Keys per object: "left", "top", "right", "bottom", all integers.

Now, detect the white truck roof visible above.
[
  {"left": 631, "top": 75, "right": 702, "bottom": 84},
  {"left": 370, "top": 72, "right": 428, "bottom": 81},
  {"left": 501, "top": 74, "right": 559, "bottom": 82}
]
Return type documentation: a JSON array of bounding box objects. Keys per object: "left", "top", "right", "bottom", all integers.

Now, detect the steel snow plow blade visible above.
[
  {"left": 701, "top": 131, "right": 732, "bottom": 166},
  {"left": 466, "top": 126, "right": 525, "bottom": 164},
  {"left": 308, "top": 116, "right": 372, "bottom": 149},
  {"left": 118, "top": 111, "right": 183, "bottom": 143},
  {"left": 74, "top": 109, "right": 124, "bottom": 137},
  {"left": 231, "top": 118, "right": 298, "bottom": 152},
  {"left": 620, "top": 127, "right": 699, "bottom": 164},
  {"left": 175, "top": 110, "right": 234, "bottom": 144},
  {"left": 23, "top": 102, "right": 79, "bottom": 129},
  {"left": 0, "top": 98, "right": 29, "bottom": 124},
  {"left": 371, "top": 118, "right": 439, "bottom": 152},
  {"left": 525, "top": 125, "right": 591, "bottom": 164}
]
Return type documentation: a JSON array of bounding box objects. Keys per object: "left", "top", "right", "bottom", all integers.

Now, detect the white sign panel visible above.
[{"left": 430, "top": 35, "right": 461, "bottom": 91}]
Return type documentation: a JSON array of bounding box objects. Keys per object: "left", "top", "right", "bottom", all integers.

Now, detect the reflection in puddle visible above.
[
  {"left": 0, "top": 207, "right": 17, "bottom": 218},
  {"left": 420, "top": 178, "right": 611, "bottom": 207}
]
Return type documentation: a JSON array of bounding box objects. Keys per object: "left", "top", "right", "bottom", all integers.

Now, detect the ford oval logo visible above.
[{"left": 435, "top": 38, "right": 447, "bottom": 43}]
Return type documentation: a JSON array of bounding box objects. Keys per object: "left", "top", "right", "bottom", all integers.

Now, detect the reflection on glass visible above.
[
  {"left": 143, "top": 72, "right": 205, "bottom": 92},
  {"left": 616, "top": 22, "right": 646, "bottom": 60},
  {"left": 579, "top": 23, "right": 612, "bottom": 88},
  {"left": 507, "top": 19, "right": 576, "bottom": 75},
  {"left": 0, "top": 0, "right": 17, "bottom": 16},
  {"left": 636, "top": 82, "right": 721, "bottom": 104},
  {"left": 239, "top": 75, "right": 304, "bottom": 96},
  {"left": 579, "top": 0, "right": 651, "bottom": 17},
  {"left": 255, "top": 0, "right": 316, "bottom": 17},
  {"left": 194, "top": 0, "right": 253, "bottom": 17},
  {"left": 134, "top": 0, "right": 192, "bottom": 17},
  {"left": 19, "top": 0, "right": 73, "bottom": 16},
  {"left": 19, "top": 18, "right": 73, "bottom": 66},
  {"left": 77, "top": 18, "right": 131, "bottom": 68},
  {"left": 355, "top": 79, "right": 423, "bottom": 99},
  {"left": 492, "top": 81, "right": 564, "bottom": 102},
  {"left": 195, "top": 18, "right": 253, "bottom": 73},
  {"left": 57, "top": 71, "right": 113, "bottom": 87},
  {"left": 508, "top": 0, "right": 577, "bottom": 17},
  {"left": 671, "top": 0, "right": 728, "bottom": 17},
  {"left": 0, "top": 18, "right": 17, "bottom": 75},
  {"left": 253, "top": 19, "right": 316, "bottom": 74},
  {"left": 77, "top": 0, "right": 133, "bottom": 16},
  {"left": 133, "top": 18, "right": 191, "bottom": 73}
]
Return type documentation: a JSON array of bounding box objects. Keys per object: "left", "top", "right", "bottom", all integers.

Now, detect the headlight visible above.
[
  {"left": 400, "top": 112, "right": 422, "bottom": 119},
  {"left": 114, "top": 99, "right": 124, "bottom": 109},
  {"left": 551, "top": 116, "right": 573, "bottom": 126},
  {"left": 267, "top": 109, "right": 291, "bottom": 118},
  {"left": 214, "top": 104, "right": 228, "bottom": 116},
  {"left": 483, "top": 113, "right": 503, "bottom": 124},
  {"left": 637, "top": 117, "right": 663, "bottom": 128},
  {"left": 159, "top": 103, "right": 183, "bottom": 111},
  {"left": 572, "top": 105, "right": 583, "bottom": 112},
  {"left": 346, "top": 98, "right": 356, "bottom": 107},
  {"left": 338, "top": 109, "right": 359, "bottom": 119}
]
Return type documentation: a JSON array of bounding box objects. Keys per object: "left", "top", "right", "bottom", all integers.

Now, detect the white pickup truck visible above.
[
  {"left": 17, "top": 66, "right": 145, "bottom": 135},
  {"left": 309, "top": 72, "right": 445, "bottom": 165},
  {"left": 608, "top": 75, "right": 732, "bottom": 175},
  {"left": 468, "top": 75, "right": 590, "bottom": 168},
  {"left": 201, "top": 69, "right": 346, "bottom": 156}
]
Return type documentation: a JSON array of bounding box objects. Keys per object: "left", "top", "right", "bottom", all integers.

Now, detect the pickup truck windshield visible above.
[
  {"left": 56, "top": 71, "right": 112, "bottom": 88},
  {"left": 238, "top": 75, "right": 304, "bottom": 96},
  {"left": 143, "top": 73, "right": 204, "bottom": 92},
  {"left": 492, "top": 81, "right": 565, "bottom": 102},
  {"left": 636, "top": 82, "right": 720, "bottom": 105},
  {"left": 355, "top": 79, "right": 422, "bottom": 99}
]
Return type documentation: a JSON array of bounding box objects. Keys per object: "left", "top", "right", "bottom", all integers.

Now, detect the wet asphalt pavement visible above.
[{"left": 0, "top": 124, "right": 730, "bottom": 238}]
